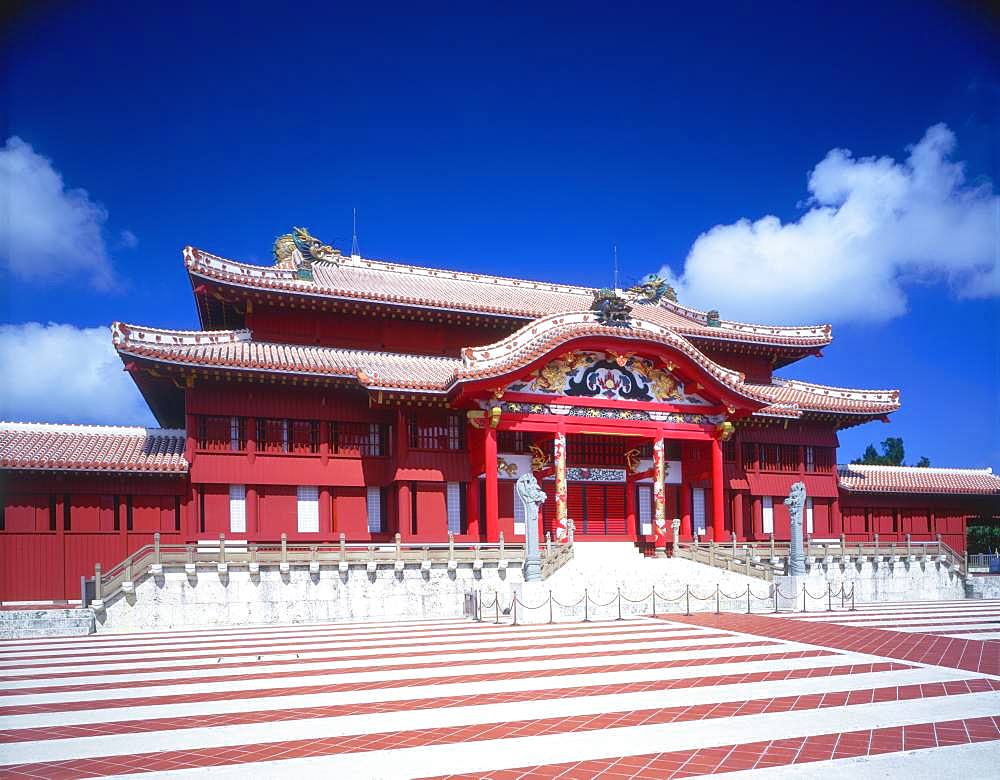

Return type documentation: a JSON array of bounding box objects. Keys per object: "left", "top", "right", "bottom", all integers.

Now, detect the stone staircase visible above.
[
  {"left": 542, "top": 542, "right": 766, "bottom": 601},
  {"left": 0, "top": 608, "right": 95, "bottom": 639}
]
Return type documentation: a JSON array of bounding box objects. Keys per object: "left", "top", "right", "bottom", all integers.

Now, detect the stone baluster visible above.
[{"left": 280, "top": 532, "right": 289, "bottom": 573}]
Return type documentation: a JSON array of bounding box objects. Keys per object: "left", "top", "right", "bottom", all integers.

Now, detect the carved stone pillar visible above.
[
  {"left": 653, "top": 435, "right": 666, "bottom": 548},
  {"left": 554, "top": 431, "right": 567, "bottom": 533}
]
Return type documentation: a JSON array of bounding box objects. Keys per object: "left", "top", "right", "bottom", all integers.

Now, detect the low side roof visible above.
[
  {"left": 113, "top": 318, "right": 898, "bottom": 420},
  {"left": 185, "top": 246, "right": 833, "bottom": 350},
  {"left": 0, "top": 422, "right": 187, "bottom": 474},
  {"left": 838, "top": 464, "right": 1000, "bottom": 495}
]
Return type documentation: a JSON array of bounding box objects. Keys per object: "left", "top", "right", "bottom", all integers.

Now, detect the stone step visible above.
[{"left": 0, "top": 608, "right": 94, "bottom": 639}]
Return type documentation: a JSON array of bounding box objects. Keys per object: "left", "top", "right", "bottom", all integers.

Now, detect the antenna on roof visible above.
[
  {"left": 351, "top": 208, "right": 361, "bottom": 259},
  {"left": 612, "top": 244, "right": 619, "bottom": 291}
]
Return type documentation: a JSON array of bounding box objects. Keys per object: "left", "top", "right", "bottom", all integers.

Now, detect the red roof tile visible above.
[
  {"left": 838, "top": 464, "right": 1000, "bottom": 495},
  {"left": 0, "top": 422, "right": 187, "bottom": 474},
  {"left": 113, "top": 318, "right": 897, "bottom": 418},
  {"left": 185, "top": 246, "right": 833, "bottom": 350}
]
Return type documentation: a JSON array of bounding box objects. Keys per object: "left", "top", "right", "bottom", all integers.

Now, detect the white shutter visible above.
[
  {"left": 229, "top": 485, "right": 246, "bottom": 533},
  {"left": 513, "top": 482, "right": 526, "bottom": 535},
  {"left": 638, "top": 485, "right": 652, "bottom": 535},
  {"left": 446, "top": 482, "right": 462, "bottom": 534},
  {"left": 692, "top": 487, "right": 706, "bottom": 535},
  {"left": 762, "top": 496, "right": 774, "bottom": 534},
  {"left": 297, "top": 486, "right": 319, "bottom": 533},
  {"left": 366, "top": 486, "right": 382, "bottom": 533},
  {"left": 806, "top": 497, "right": 814, "bottom": 534}
]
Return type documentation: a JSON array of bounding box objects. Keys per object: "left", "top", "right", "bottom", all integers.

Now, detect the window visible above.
[
  {"left": 290, "top": 420, "right": 319, "bottom": 454},
  {"left": 806, "top": 496, "right": 814, "bottom": 534},
  {"left": 174, "top": 496, "right": 181, "bottom": 532},
  {"left": 409, "top": 414, "right": 464, "bottom": 451},
  {"left": 637, "top": 484, "right": 652, "bottom": 535},
  {"left": 296, "top": 486, "right": 319, "bottom": 532},
  {"left": 805, "top": 446, "right": 815, "bottom": 473},
  {"left": 446, "top": 482, "right": 465, "bottom": 534},
  {"left": 513, "top": 482, "right": 526, "bottom": 535},
  {"left": 63, "top": 494, "right": 71, "bottom": 531},
  {"left": 126, "top": 495, "right": 134, "bottom": 531},
  {"left": 113, "top": 495, "right": 120, "bottom": 531},
  {"left": 722, "top": 439, "right": 736, "bottom": 463},
  {"left": 762, "top": 496, "right": 774, "bottom": 534},
  {"left": 742, "top": 443, "right": 757, "bottom": 471},
  {"left": 257, "top": 419, "right": 290, "bottom": 453},
  {"left": 366, "top": 486, "right": 383, "bottom": 533},
  {"left": 335, "top": 422, "right": 386, "bottom": 456},
  {"left": 497, "top": 430, "right": 526, "bottom": 453},
  {"left": 49, "top": 494, "right": 57, "bottom": 531},
  {"left": 229, "top": 485, "right": 246, "bottom": 533},
  {"left": 692, "top": 487, "right": 706, "bottom": 536}
]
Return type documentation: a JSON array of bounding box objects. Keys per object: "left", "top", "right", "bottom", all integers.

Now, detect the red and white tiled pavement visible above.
[{"left": 0, "top": 606, "right": 997, "bottom": 779}]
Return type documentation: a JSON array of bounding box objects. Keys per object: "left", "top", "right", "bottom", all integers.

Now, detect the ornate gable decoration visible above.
[
  {"left": 591, "top": 288, "right": 632, "bottom": 326},
  {"left": 506, "top": 351, "right": 709, "bottom": 405},
  {"left": 273, "top": 227, "right": 341, "bottom": 280}
]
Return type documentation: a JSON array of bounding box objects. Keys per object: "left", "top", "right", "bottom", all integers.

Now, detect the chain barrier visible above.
[{"left": 474, "top": 578, "right": 860, "bottom": 624}]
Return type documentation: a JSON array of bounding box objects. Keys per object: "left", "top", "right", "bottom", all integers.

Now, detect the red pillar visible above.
[
  {"left": 733, "top": 491, "right": 745, "bottom": 541},
  {"left": 484, "top": 427, "right": 499, "bottom": 542},
  {"left": 319, "top": 486, "right": 332, "bottom": 536},
  {"left": 625, "top": 478, "right": 637, "bottom": 539},
  {"left": 680, "top": 482, "right": 692, "bottom": 540},
  {"left": 246, "top": 485, "right": 259, "bottom": 536},
  {"left": 397, "top": 481, "right": 413, "bottom": 541},
  {"left": 465, "top": 479, "right": 481, "bottom": 539},
  {"left": 711, "top": 437, "right": 725, "bottom": 541}
]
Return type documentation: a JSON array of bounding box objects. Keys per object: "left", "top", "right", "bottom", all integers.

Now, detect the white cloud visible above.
[
  {"left": 118, "top": 229, "right": 138, "bottom": 249},
  {"left": 0, "top": 136, "right": 128, "bottom": 288},
  {"left": 0, "top": 322, "right": 154, "bottom": 426},
  {"left": 661, "top": 124, "right": 999, "bottom": 323}
]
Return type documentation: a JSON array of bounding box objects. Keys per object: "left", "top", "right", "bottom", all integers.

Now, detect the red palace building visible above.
[{"left": 2, "top": 227, "right": 998, "bottom": 601}]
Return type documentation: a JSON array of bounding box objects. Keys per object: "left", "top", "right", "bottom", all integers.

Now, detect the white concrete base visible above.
[
  {"left": 95, "top": 563, "right": 523, "bottom": 634},
  {"left": 0, "top": 608, "right": 95, "bottom": 639}
]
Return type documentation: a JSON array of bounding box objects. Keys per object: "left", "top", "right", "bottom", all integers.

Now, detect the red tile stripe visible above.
[
  {"left": 660, "top": 613, "right": 1000, "bottom": 675},
  {"left": 0, "top": 648, "right": 826, "bottom": 717},
  {"left": 4, "top": 678, "right": 994, "bottom": 778},
  {"left": 0, "top": 661, "right": 909, "bottom": 745},
  {"left": 432, "top": 716, "right": 1000, "bottom": 779}
]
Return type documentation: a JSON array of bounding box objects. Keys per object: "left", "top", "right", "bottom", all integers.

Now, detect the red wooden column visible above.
[
  {"left": 483, "top": 427, "right": 499, "bottom": 542},
  {"left": 680, "top": 482, "right": 692, "bottom": 540},
  {"left": 711, "top": 436, "right": 725, "bottom": 541},
  {"left": 733, "top": 491, "right": 745, "bottom": 541},
  {"left": 319, "top": 486, "right": 332, "bottom": 536},
  {"left": 246, "top": 486, "right": 259, "bottom": 535}
]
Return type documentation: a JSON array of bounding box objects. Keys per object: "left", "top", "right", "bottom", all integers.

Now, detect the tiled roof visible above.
[
  {"left": 746, "top": 378, "right": 900, "bottom": 418},
  {"left": 112, "top": 323, "right": 461, "bottom": 392},
  {"left": 0, "top": 422, "right": 187, "bottom": 474},
  {"left": 838, "top": 464, "right": 1000, "bottom": 495},
  {"left": 185, "top": 246, "right": 833, "bottom": 349},
  {"left": 113, "top": 319, "right": 896, "bottom": 417}
]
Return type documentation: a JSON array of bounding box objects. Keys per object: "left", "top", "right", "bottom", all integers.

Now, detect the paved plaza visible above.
[{"left": 0, "top": 604, "right": 997, "bottom": 778}]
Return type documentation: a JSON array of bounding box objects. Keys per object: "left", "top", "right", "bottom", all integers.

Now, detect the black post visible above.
[
  {"left": 584, "top": 588, "right": 589, "bottom": 622},
  {"left": 746, "top": 585, "right": 751, "bottom": 614},
  {"left": 716, "top": 585, "right": 720, "bottom": 615},
  {"left": 512, "top": 597, "right": 518, "bottom": 626},
  {"left": 827, "top": 583, "right": 832, "bottom": 612},
  {"left": 773, "top": 584, "right": 779, "bottom": 613},
  {"left": 652, "top": 590, "right": 657, "bottom": 618},
  {"left": 685, "top": 584, "right": 690, "bottom": 616},
  {"left": 495, "top": 594, "right": 500, "bottom": 624},
  {"left": 617, "top": 587, "right": 622, "bottom": 621},
  {"left": 802, "top": 585, "right": 807, "bottom": 613},
  {"left": 548, "top": 591, "right": 553, "bottom": 624}
]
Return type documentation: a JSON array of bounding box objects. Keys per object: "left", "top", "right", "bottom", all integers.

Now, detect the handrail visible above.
[{"left": 88, "top": 531, "right": 573, "bottom": 610}]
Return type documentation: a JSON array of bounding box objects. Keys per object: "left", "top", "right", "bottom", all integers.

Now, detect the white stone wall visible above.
[
  {"left": 967, "top": 575, "right": 1000, "bottom": 599},
  {"left": 793, "top": 556, "right": 965, "bottom": 604},
  {"left": 95, "top": 563, "right": 523, "bottom": 634},
  {"left": 0, "top": 608, "right": 95, "bottom": 639}
]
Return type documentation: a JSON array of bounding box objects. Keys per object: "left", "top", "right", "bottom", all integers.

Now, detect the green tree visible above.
[
  {"left": 915, "top": 456, "right": 931, "bottom": 467},
  {"left": 852, "top": 437, "right": 906, "bottom": 466}
]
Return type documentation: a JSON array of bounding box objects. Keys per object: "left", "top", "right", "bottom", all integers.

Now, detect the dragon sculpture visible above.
[
  {"left": 529, "top": 444, "right": 551, "bottom": 473},
  {"left": 273, "top": 227, "right": 342, "bottom": 270},
  {"left": 623, "top": 275, "right": 677, "bottom": 305}
]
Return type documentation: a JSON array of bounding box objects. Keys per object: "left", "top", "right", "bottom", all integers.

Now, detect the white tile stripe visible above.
[
  {"left": 0, "top": 634, "right": 765, "bottom": 690},
  {"left": 0, "top": 652, "right": 878, "bottom": 731},
  {"left": 717, "top": 741, "right": 1000, "bottom": 779},
  {"left": 0, "top": 618, "right": 683, "bottom": 663},
  {"left": 0, "top": 626, "right": 723, "bottom": 678},
  {"left": 97, "top": 693, "right": 1000, "bottom": 779},
  {"left": 0, "top": 666, "right": 972, "bottom": 766},
  {"left": 0, "top": 641, "right": 815, "bottom": 707}
]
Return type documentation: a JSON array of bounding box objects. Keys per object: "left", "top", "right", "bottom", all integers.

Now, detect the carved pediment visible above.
[{"left": 504, "top": 351, "right": 709, "bottom": 405}]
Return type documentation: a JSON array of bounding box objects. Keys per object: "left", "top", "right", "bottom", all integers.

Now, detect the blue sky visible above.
[{"left": 1, "top": 1, "right": 997, "bottom": 469}]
